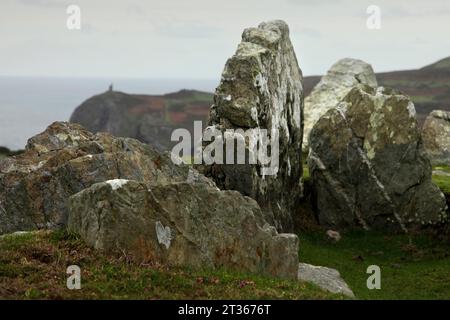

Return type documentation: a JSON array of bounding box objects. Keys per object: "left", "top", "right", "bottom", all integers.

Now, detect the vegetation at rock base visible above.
[
  {"left": 0, "top": 230, "right": 341, "bottom": 300},
  {"left": 1, "top": 227, "right": 449, "bottom": 300}
]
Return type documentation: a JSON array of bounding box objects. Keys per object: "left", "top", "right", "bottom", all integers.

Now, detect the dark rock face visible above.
[
  {"left": 422, "top": 110, "right": 450, "bottom": 166},
  {"left": 309, "top": 85, "right": 448, "bottom": 231},
  {"left": 202, "top": 20, "right": 304, "bottom": 232},
  {"left": 70, "top": 90, "right": 212, "bottom": 151},
  {"left": 68, "top": 180, "right": 299, "bottom": 279},
  {"left": 0, "top": 122, "right": 192, "bottom": 235}
]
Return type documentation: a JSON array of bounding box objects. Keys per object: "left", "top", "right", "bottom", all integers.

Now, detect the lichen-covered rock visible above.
[
  {"left": 422, "top": 110, "right": 450, "bottom": 166},
  {"left": 303, "top": 58, "right": 377, "bottom": 152},
  {"left": 202, "top": 20, "right": 304, "bottom": 232},
  {"left": 68, "top": 179, "right": 299, "bottom": 279},
  {"left": 309, "top": 85, "right": 448, "bottom": 230},
  {"left": 0, "top": 122, "right": 194, "bottom": 235}
]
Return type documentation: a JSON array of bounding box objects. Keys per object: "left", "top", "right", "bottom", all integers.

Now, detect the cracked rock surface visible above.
[
  {"left": 309, "top": 85, "right": 448, "bottom": 230},
  {"left": 303, "top": 58, "right": 377, "bottom": 153},
  {"left": 202, "top": 20, "right": 304, "bottom": 232}
]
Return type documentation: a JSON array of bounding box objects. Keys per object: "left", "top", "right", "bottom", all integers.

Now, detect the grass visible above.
[
  {"left": 433, "top": 165, "right": 450, "bottom": 194},
  {"left": 0, "top": 230, "right": 340, "bottom": 300},
  {"left": 298, "top": 230, "right": 450, "bottom": 299}
]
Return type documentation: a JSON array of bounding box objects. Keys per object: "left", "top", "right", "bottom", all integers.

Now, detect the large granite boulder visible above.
[
  {"left": 202, "top": 20, "right": 304, "bottom": 232},
  {"left": 303, "top": 58, "right": 378, "bottom": 153},
  {"left": 68, "top": 179, "right": 299, "bottom": 279},
  {"left": 0, "top": 122, "right": 193, "bottom": 235},
  {"left": 422, "top": 110, "right": 450, "bottom": 166},
  {"left": 309, "top": 85, "right": 448, "bottom": 231}
]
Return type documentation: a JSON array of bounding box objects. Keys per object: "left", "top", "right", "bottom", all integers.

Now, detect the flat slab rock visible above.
[
  {"left": 298, "top": 263, "right": 355, "bottom": 298},
  {"left": 68, "top": 179, "right": 300, "bottom": 279}
]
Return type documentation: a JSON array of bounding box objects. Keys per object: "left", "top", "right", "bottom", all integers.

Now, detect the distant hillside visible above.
[
  {"left": 70, "top": 89, "right": 213, "bottom": 151},
  {"left": 70, "top": 57, "right": 450, "bottom": 151},
  {"left": 304, "top": 57, "right": 450, "bottom": 126}
]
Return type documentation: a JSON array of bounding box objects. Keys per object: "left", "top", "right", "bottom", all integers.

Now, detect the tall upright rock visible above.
[
  {"left": 303, "top": 58, "right": 377, "bottom": 152},
  {"left": 422, "top": 110, "right": 450, "bottom": 166},
  {"left": 309, "top": 85, "right": 448, "bottom": 231},
  {"left": 203, "top": 20, "right": 304, "bottom": 232}
]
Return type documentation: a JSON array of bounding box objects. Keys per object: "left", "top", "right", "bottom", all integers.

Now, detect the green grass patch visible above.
[
  {"left": 298, "top": 230, "right": 450, "bottom": 299},
  {"left": 433, "top": 174, "right": 450, "bottom": 194},
  {"left": 432, "top": 166, "right": 450, "bottom": 194}
]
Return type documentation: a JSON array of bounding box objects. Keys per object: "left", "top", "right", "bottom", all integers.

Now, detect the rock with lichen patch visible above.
[
  {"left": 303, "top": 58, "right": 377, "bottom": 153},
  {"left": 0, "top": 122, "right": 195, "bottom": 235},
  {"left": 202, "top": 20, "right": 304, "bottom": 232},
  {"left": 422, "top": 110, "right": 450, "bottom": 166},
  {"left": 309, "top": 85, "right": 448, "bottom": 231},
  {"left": 68, "top": 179, "right": 299, "bottom": 279}
]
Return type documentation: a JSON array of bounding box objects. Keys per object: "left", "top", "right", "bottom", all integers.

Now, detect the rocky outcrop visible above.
[
  {"left": 68, "top": 180, "right": 299, "bottom": 279},
  {"left": 309, "top": 85, "right": 448, "bottom": 231},
  {"left": 297, "top": 263, "right": 354, "bottom": 297},
  {"left": 0, "top": 121, "right": 299, "bottom": 279},
  {"left": 303, "top": 58, "right": 377, "bottom": 152},
  {"left": 0, "top": 121, "right": 193, "bottom": 235},
  {"left": 422, "top": 110, "right": 450, "bottom": 166},
  {"left": 70, "top": 90, "right": 212, "bottom": 151},
  {"left": 202, "top": 20, "right": 304, "bottom": 232}
]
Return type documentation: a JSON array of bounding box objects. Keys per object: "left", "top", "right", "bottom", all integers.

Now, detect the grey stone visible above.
[
  {"left": 422, "top": 110, "right": 450, "bottom": 166},
  {"left": 0, "top": 121, "right": 193, "bottom": 235},
  {"left": 68, "top": 179, "right": 299, "bottom": 279},
  {"left": 202, "top": 20, "right": 304, "bottom": 232},
  {"left": 309, "top": 85, "right": 448, "bottom": 230},
  {"left": 298, "top": 263, "right": 355, "bottom": 298},
  {"left": 303, "top": 58, "right": 377, "bottom": 152}
]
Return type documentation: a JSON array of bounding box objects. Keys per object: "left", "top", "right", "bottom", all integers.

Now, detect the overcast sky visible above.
[{"left": 1, "top": 0, "right": 450, "bottom": 79}]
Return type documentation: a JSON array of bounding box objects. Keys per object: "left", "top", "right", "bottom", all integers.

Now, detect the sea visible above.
[{"left": 0, "top": 77, "right": 217, "bottom": 150}]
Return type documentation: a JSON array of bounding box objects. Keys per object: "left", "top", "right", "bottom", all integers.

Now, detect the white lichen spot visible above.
[
  {"left": 406, "top": 101, "right": 416, "bottom": 118},
  {"left": 250, "top": 106, "right": 259, "bottom": 124},
  {"left": 106, "top": 179, "right": 129, "bottom": 191},
  {"left": 155, "top": 221, "right": 171, "bottom": 250}
]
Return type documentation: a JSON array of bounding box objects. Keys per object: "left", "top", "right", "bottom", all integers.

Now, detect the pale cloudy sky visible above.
[{"left": 1, "top": 0, "right": 450, "bottom": 78}]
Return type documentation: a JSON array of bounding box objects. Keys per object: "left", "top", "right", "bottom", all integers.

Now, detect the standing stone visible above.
[
  {"left": 422, "top": 110, "right": 450, "bottom": 166},
  {"left": 309, "top": 85, "right": 448, "bottom": 231},
  {"left": 203, "top": 20, "right": 304, "bottom": 232},
  {"left": 303, "top": 58, "right": 378, "bottom": 153}
]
